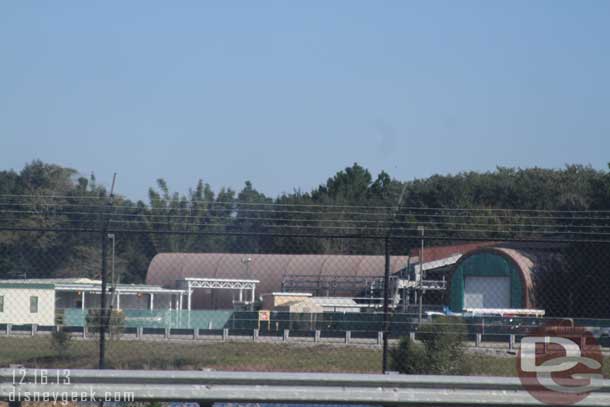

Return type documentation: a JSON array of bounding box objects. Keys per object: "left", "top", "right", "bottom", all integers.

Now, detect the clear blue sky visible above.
[{"left": 1, "top": 1, "right": 609, "bottom": 202}]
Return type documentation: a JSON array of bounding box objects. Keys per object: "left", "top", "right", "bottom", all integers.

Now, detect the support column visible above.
[
  {"left": 187, "top": 282, "right": 192, "bottom": 311},
  {"left": 250, "top": 286, "right": 255, "bottom": 311},
  {"left": 149, "top": 293, "right": 154, "bottom": 310},
  {"left": 238, "top": 289, "right": 243, "bottom": 303},
  {"left": 178, "top": 294, "right": 183, "bottom": 327},
  {"left": 81, "top": 291, "right": 86, "bottom": 310},
  {"left": 187, "top": 282, "right": 192, "bottom": 329},
  {"left": 116, "top": 292, "right": 121, "bottom": 310}
]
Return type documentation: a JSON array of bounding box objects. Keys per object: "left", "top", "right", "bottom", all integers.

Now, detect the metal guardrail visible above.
[
  {"left": 2, "top": 369, "right": 610, "bottom": 406},
  {"left": 2, "top": 324, "right": 526, "bottom": 349}
]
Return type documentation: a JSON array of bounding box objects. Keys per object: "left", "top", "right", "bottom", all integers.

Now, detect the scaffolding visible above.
[{"left": 177, "top": 277, "right": 260, "bottom": 311}]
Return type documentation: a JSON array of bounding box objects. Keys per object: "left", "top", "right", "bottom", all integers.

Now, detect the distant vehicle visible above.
[{"left": 424, "top": 311, "right": 446, "bottom": 320}]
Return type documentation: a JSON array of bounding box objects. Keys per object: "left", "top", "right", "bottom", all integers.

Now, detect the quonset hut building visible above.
[
  {"left": 444, "top": 244, "right": 565, "bottom": 313},
  {"left": 146, "top": 253, "right": 409, "bottom": 309},
  {"left": 404, "top": 242, "right": 569, "bottom": 316},
  {"left": 146, "top": 243, "right": 576, "bottom": 317}
]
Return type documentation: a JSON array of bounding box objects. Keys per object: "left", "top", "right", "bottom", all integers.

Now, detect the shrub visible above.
[
  {"left": 390, "top": 316, "right": 469, "bottom": 375},
  {"left": 389, "top": 336, "right": 427, "bottom": 374},
  {"left": 51, "top": 327, "right": 72, "bottom": 358}
]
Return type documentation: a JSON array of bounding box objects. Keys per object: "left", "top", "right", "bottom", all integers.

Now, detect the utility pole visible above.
[
  {"left": 99, "top": 173, "right": 116, "bottom": 370},
  {"left": 417, "top": 225, "right": 425, "bottom": 324},
  {"left": 107, "top": 233, "right": 117, "bottom": 307},
  {"left": 382, "top": 183, "right": 408, "bottom": 373},
  {"left": 382, "top": 237, "right": 391, "bottom": 373}
]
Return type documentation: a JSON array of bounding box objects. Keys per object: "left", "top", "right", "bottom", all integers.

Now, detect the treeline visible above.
[{"left": 0, "top": 160, "right": 609, "bottom": 284}]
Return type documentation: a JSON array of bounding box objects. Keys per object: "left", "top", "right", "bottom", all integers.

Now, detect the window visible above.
[
  {"left": 0, "top": 295, "right": 3, "bottom": 312},
  {"left": 30, "top": 296, "right": 38, "bottom": 313}
]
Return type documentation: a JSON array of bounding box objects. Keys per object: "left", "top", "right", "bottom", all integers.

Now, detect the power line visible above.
[
  {"left": 3, "top": 225, "right": 609, "bottom": 243},
  {"left": 3, "top": 205, "right": 610, "bottom": 223},
  {"left": 4, "top": 209, "right": 610, "bottom": 232},
  {"left": 100, "top": 219, "right": 610, "bottom": 237},
  {"left": 2, "top": 193, "right": 610, "bottom": 215}
]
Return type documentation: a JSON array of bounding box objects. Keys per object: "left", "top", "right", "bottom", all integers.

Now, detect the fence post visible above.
[
  {"left": 345, "top": 330, "right": 351, "bottom": 344},
  {"left": 377, "top": 331, "right": 383, "bottom": 346},
  {"left": 253, "top": 329, "right": 259, "bottom": 342},
  {"left": 283, "top": 329, "right": 289, "bottom": 342},
  {"left": 476, "top": 333, "right": 482, "bottom": 347},
  {"left": 99, "top": 228, "right": 108, "bottom": 369},
  {"left": 193, "top": 328, "right": 199, "bottom": 340},
  {"left": 136, "top": 327, "right": 143, "bottom": 338},
  {"left": 509, "top": 334, "right": 515, "bottom": 351},
  {"left": 382, "top": 237, "right": 391, "bottom": 373},
  {"left": 409, "top": 331, "right": 416, "bottom": 342},
  {"left": 222, "top": 328, "right": 229, "bottom": 341},
  {"left": 6, "top": 324, "right": 11, "bottom": 336},
  {"left": 164, "top": 328, "right": 170, "bottom": 339},
  {"left": 83, "top": 326, "right": 88, "bottom": 339},
  {"left": 31, "top": 324, "right": 37, "bottom": 336},
  {"left": 315, "top": 330, "right": 321, "bottom": 343}
]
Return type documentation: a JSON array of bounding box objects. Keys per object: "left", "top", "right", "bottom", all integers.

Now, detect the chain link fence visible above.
[{"left": 1, "top": 225, "right": 610, "bottom": 375}]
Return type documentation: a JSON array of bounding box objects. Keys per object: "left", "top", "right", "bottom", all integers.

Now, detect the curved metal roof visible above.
[{"left": 147, "top": 253, "right": 409, "bottom": 308}]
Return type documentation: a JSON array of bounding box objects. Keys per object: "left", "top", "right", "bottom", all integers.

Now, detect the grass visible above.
[
  {"left": 464, "top": 354, "right": 517, "bottom": 376},
  {"left": 2, "top": 336, "right": 608, "bottom": 377},
  {"left": 0, "top": 336, "right": 382, "bottom": 372}
]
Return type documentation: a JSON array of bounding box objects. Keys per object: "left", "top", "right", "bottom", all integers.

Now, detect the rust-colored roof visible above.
[{"left": 409, "top": 242, "right": 497, "bottom": 263}]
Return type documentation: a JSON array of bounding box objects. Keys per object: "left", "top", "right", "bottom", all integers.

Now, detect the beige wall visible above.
[
  {"left": 285, "top": 299, "right": 323, "bottom": 313},
  {"left": 262, "top": 293, "right": 311, "bottom": 310},
  {"left": 0, "top": 287, "right": 55, "bottom": 325}
]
